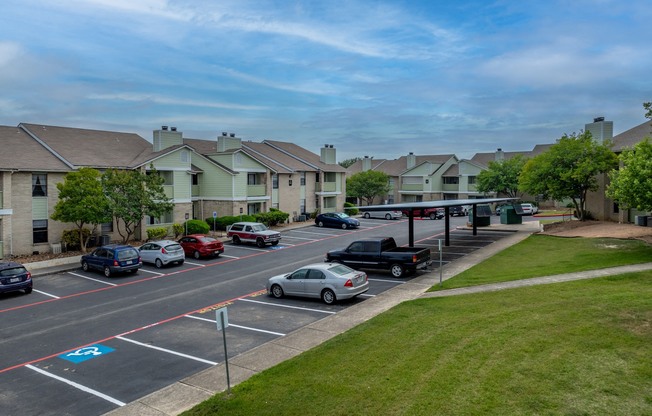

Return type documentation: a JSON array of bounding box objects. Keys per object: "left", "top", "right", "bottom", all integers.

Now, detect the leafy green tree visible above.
[
  {"left": 339, "top": 157, "right": 361, "bottom": 169},
  {"left": 103, "top": 166, "right": 174, "bottom": 243},
  {"left": 346, "top": 170, "right": 391, "bottom": 206},
  {"left": 607, "top": 138, "right": 652, "bottom": 212},
  {"left": 644, "top": 102, "right": 651, "bottom": 119},
  {"left": 51, "top": 167, "right": 111, "bottom": 252},
  {"left": 476, "top": 155, "right": 527, "bottom": 198},
  {"left": 519, "top": 131, "right": 618, "bottom": 221}
]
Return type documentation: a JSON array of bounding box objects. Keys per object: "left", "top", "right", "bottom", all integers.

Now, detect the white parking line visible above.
[
  {"left": 116, "top": 336, "right": 217, "bottom": 365},
  {"left": 33, "top": 289, "right": 60, "bottom": 299},
  {"left": 26, "top": 364, "right": 126, "bottom": 407},
  {"left": 279, "top": 235, "right": 319, "bottom": 241},
  {"left": 227, "top": 246, "right": 270, "bottom": 252},
  {"left": 182, "top": 261, "right": 205, "bottom": 267},
  {"left": 185, "top": 315, "right": 286, "bottom": 336},
  {"left": 367, "top": 278, "right": 406, "bottom": 284},
  {"left": 219, "top": 254, "right": 240, "bottom": 259},
  {"left": 67, "top": 272, "right": 117, "bottom": 286},
  {"left": 239, "top": 298, "right": 336, "bottom": 314},
  {"left": 138, "top": 269, "right": 165, "bottom": 276},
  {"left": 288, "top": 229, "right": 338, "bottom": 236},
  {"left": 359, "top": 293, "right": 375, "bottom": 297}
]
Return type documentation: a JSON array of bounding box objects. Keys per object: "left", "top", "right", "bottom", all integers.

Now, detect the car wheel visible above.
[
  {"left": 24, "top": 287, "right": 33, "bottom": 294},
  {"left": 341, "top": 223, "right": 348, "bottom": 229},
  {"left": 321, "top": 288, "right": 336, "bottom": 305},
  {"left": 271, "top": 241, "right": 279, "bottom": 246},
  {"left": 429, "top": 213, "right": 437, "bottom": 220},
  {"left": 104, "top": 266, "right": 112, "bottom": 278},
  {"left": 256, "top": 238, "right": 266, "bottom": 248},
  {"left": 385, "top": 213, "right": 392, "bottom": 220},
  {"left": 193, "top": 250, "right": 201, "bottom": 259},
  {"left": 317, "top": 221, "right": 324, "bottom": 227},
  {"left": 82, "top": 261, "right": 89, "bottom": 272},
  {"left": 390, "top": 264, "right": 405, "bottom": 278},
  {"left": 178, "top": 260, "right": 184, "bottom": 265},
  {"left": 364, "top": 212, "right": 371, "bottom": 219},
  {"left": 232, "top": 235, "right": 241, "bottom": 244},
  {"left": 270, "top": 284, "right": 284, "bottom": 298},
  {"left": 130, "top": 269, "right": 138, "bottom": 274},
  {"left": 155, "top": 258, "right": 163, "bottom": 268}
]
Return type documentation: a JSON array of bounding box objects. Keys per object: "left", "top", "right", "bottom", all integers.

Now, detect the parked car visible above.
[
  {"left": 81, "top": 244, "right": 142, "bottom": 277},
  {"left": 178, "top": 234, "right": 225, "bottom": 258},
  {"left": 520, "top": 203, "right": 538, "bottom": 215},
  {"left": 360, "top": 210, "right": 403, "bottom": 220},
  {"left": 449, "top": 205, "right": 469, "bottom": 217},
  {"left": 0, "top": 261, "right": 32, "bottom": 295},
  {"left": 402, "top": 207, "right": 444, "bottom": 220},
  {"left": 325, "top": 236, "right": 431, "bottom": 278},
  {"left": 267, "top": 263, "right": 369, "bottom": 304},
  {"left": 138, "top": 240, "right": 185, "bottom": 267},
  {"left": 315, "top": 212, "right": 360, "bottom": 229},
  {"left": 226, "top": 222, "right": 281, "bottom": 247}
]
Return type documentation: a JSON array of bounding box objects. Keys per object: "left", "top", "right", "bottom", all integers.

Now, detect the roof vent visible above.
[
  {"left": 171, "top": 127, "right": 177, "bottom": 131},
  {"left": 222, "top": 132, "right": 227, "bottom": 136},
  {"left": 497, "top": 148, "right": 502, "bottom": 151},
  {"left": 162, "top": 126, "right": 168, "bottom": 131},
  {"left": 594, "top": 116, "right": 605, "bottom": 122},
  {"left": 230, "top": 133, "right": 235, "bottom": 137}
]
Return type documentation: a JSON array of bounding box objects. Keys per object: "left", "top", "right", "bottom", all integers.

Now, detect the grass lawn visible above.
[
  {"left": 183, "top": 273, "right": 652, "bottom": 415},
  {"left": 432, "top": 234, "right": 652, "bottom": 290}
]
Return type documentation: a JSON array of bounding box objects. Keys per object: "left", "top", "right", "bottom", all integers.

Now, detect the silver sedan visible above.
[
  {"left": 267, "top": 263, "right": 369, "bottom": 304},
  {"left": 137, "top": 240, "right": 185, "bottom": 268}
]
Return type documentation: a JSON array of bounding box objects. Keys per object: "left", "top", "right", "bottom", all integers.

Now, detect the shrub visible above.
[
  {"left": 205, "top": 217, "right": 220, "bottom": 231},
  {"left": 344, "top": 202, "right": 358, "bottom": 216},
  {"left": 172, "top": 223, "right": 184, "bottom": 239},
  {"left": 146, "top": 227, "right": 168, "bottom": 241},
  {"left": 61, "top": 228, "right": 90, "bottom": 250},
  {"left": 184, "top": 219, "right": 209, "bottom": 235},
  {"left": 213, "top": 215, "right": 257, "bottom": 231},
  {"left": 255, "top": 208, "right": 289, "bottom": 226}
]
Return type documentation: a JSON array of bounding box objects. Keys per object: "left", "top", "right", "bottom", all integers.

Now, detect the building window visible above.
[
  {"left": 272, "top": 174, "right": 278, "bottom": 189},
  {"left": 101, "top": 221, "right": 113, "bottom": 233},
  {"left": 289, "top": 179, "right": 293, "bottom": 186},
  {"left": 468, "top": 176, "right": 477, "bottom": 185},
  {"left": 443, "top": 177, "right": 459, "bottom": 185},
  {"left": 192, "top": 174, "right": 199, "bottom": 186},
  {"left": 147, "top": 210, "right": 173, "bottom": 225},
  {"left": 32, "top": 174, "right": 47, "bottom": 197},
  {"left": 33, "top": 219, "right": 48, "bottom": 244},
  {"left": 300, "top": 172, "right": 306, "bottom": 186},
  {"left": 300, "top": 199, "right": 306, "bottom": 214},
  {"left": 180, "top": 150, "right": 189, "bottom": 163},
  {"left": 248, "top": 173, "right": 258, "bottom": 185}
]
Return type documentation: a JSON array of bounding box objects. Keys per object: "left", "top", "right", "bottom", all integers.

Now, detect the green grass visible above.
[
  {"left": 183, "top": 236, "right": 652, "bottom": 416},
  {"left": 433, "top": 234, "right": 652, "bottom": 290}
]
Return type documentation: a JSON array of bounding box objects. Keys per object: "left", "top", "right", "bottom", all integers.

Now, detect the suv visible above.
[
  {"left": 227, "top": 222, "right": 281, "bottom": 248},
  {"left": 0, "top": 261, "right": 32, "bottom": 295},
  {"left": 449, "top": 205, "right": 469, "bottom": 217},
  {"left": 81, "top": 244, "right": 142, "bottom": 277}
]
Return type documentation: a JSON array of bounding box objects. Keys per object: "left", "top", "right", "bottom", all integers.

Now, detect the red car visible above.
[{"left": 178, "top": 234, "right": 225, "bottom": 259}]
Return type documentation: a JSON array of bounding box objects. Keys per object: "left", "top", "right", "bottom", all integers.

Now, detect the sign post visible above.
[
  {"left": 216, "top": 307, "right": 231, "bottom": 394},
  {"left": 212, "top": 211, "right": 218, "bottom": 235},
  {"left": 184, "top": 213, "right": 189, "bottom": 236},
  {"left": 438, "top": 239, "right": 443, "bottom": 287}
]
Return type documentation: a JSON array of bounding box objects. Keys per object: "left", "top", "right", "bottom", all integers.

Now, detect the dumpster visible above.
[
  {"left": 468, "top": 204, "right": 492, "bottom": 226},
  {"left": 500, "top": 204, "right": 523, "bottom": 224}
]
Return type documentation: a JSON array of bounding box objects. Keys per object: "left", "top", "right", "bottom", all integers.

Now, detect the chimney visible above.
[
  {"left": 153, "top": 125, "right": 182, "bottom": 151},
  {"left": 495, "top": 148, "right": 504, "bottom": 161},
  {"left": 407, "top": 152, "right": 416, "bottom": 169},
  {"left": 217, "top": 132, "right": 241, "bottom": 151},
  {"left": 320, "top": 144, "right": 337, "bottom": 164},
  {"left": 362, "top": 155, "right": 372, "bottom": 171},
  {"left": 585, "top": 117, "right": 613, "bottom": 143}
]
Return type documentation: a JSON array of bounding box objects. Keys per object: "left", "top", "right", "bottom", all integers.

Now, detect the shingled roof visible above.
[
  {"left": 0, "top": 126, "right": 71, "bottom": 172},
  {"left": 613, "top": 119, "right": 652, "bottom": 152}
]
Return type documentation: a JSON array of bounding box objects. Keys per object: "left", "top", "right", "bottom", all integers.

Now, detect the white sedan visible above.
[{"left": 267, "top": 263, "right": 369, "bottom": 304}]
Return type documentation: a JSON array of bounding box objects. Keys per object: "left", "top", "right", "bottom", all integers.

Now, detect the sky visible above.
[{"left": 1, "top": 1, "right": 651, "bottom": 162}]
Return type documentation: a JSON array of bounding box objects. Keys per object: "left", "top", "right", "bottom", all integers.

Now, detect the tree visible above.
[
  {"left": 519, "top": 131, "right": 618, "bottom": 221},
  {"left": 339, "top": 157, "right": 361, "bottom": 169},
  {"left": 103, "top": 166, "right": 174, "bottom": 243},
  {"left": 51, "top": 168, "right": 112, "bottom": 252},
  {"left": 346, "top": 170, "right": 391, "bottom": 206},
  {"left": 644, "top": 102, "right": 652, "bottom": 120},
  {"left": 476, "top": 155, "right": 527, "bottom": 198},
  {"left": 607, "top": 138, "right": 652, "bottom": 212}
]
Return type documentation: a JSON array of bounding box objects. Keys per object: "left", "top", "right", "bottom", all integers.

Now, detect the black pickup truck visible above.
[{"left": 325, "top": 237, "right": 431, "bottom": 278}]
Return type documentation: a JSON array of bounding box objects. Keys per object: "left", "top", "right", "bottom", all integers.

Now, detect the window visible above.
[
  {"left": 443, "top": 177, "right": 459, "bottom": 185},
  {"left": 32, "top": 174, "right": 47, "bottom": 197},
  {"left": 33, "top": 219, "right": 48, "bottom": 244},
  {"left": 272, "top": 174, "right": 278, "bottom": 189},
  {"left": 180, "top": 150, "right": 189, "bottom": 163},
  {"left": 300, "top": 172, "right": 306, "bottom": 186},
  {"left": 289, "top": 179, "right": 293, "bottom": 186},
  {"left": 192, "top": 174, "right": 199, "bottom": 186},
  {"left": 248, "top": 173, "right": 257, "bottom": 185},
  {"left": 101, "top": 221, "right": 113, "bottom": 233}
]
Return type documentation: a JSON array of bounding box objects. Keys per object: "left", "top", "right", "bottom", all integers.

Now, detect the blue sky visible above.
[{"left": 1, "top": 0, "right": 650, "bottom": 161}]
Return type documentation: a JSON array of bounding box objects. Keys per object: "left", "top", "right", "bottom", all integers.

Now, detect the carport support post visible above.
[
  {"left": 408, "top": 214, "right": 415, "bottom": 247},
  {"left": 472, "top": 204, "right": 478, "bottom": 236},
  {"left": 219, "top": 311, "right": 231, "bottom": 395}
]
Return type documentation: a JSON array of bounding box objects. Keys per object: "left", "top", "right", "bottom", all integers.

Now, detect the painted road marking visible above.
[
  {"left": 239, "top": 298, "right": 336, "bottom": 314},
  {"left": 183, "top": 261, "right": 205, "bottom": 267},
  {"left": 60, "top": 344, "right": 115, "bottom": 363},
  {"left": 219, "top": 254, "right": 240, "bottom": 259},
  {"left": 33, "top": 289, "right": 60, "bottom": 299},
  {"left": 367, "top": 278, "right": 407, "bottom": 284},
  {"left": 26, "top": 364, "right": 126, "bottom": 406},
  {"left": 289, "top": 229, "right": 340, "bottom": 236},
  {"left": 185, "top": 315, "right": 286, "bottom": 336},
  {"left": 68, "top": 271, "right": 118, "bottom": 286},
  {"left": 279, "top": 235, "right": 319, "bottom": 241},
  {"left": 139, "top": 269, "right": 165, "bottom": 276},
  {"left": 116, "top": 336, "right": 218, "bottom": 365}
]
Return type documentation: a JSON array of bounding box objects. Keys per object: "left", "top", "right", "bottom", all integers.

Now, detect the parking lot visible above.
[{"left": 0, "top": 216, "right": 520, "bottom": 415}]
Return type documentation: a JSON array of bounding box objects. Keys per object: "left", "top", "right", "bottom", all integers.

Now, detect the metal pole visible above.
[
  {"left": 439, "top": 239, "right": 443, "bottom": 287},
  {"left": 220, "top": 311, "right": 231, "bottom": 395}
]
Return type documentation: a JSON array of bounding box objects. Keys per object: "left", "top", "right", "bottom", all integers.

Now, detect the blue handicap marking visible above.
[
  {"left": 269, "top": 245, "right": 284, "bottom": 250},
  {"left": 59, "top": 344, "right": 115, "bottom": 364}
]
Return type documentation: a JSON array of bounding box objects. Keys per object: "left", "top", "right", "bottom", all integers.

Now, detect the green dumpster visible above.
[
  {"left": 468, "top": 204, "right": 492, "bottom": 226},
  {"left": 500, "top": 204, "right": 522, "bottom": 224}
]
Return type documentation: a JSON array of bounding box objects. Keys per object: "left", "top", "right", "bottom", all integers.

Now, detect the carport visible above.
[{"left": 355, "top": 198, "right": 515, "bottom": 247}]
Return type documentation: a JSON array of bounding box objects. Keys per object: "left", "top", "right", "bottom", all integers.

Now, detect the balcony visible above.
[
  {"left": 163, "top": 185, "right": 174, "bottom": 199},
  {"left": 316, "top": 182, "right": 337, "bottom": 192},
  {"left": 247, "top": 184, "right": 267, "bottom": 197},
  {"left": 401, "top": 183, "right": 423, "bottom": 192},
  {"left": 191, "top": 185, "right": 200, "bottom": 197}
]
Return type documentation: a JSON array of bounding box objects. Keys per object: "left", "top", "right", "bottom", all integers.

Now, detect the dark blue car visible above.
[
  {"left": 0, "top": 261, "right": 32, "bottom": 295},
  {"left": 315, "top": 212, "right": 360, "bottom": 229},
  {"left": 81, "top": 244, "right": 142, "bottom": 277}
]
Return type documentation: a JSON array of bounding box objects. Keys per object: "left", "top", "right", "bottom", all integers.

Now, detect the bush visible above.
[
  {"left": 344, "top": 202, "right": 359, "bottom": 216},
  {"left": 146, "top": 227, "right": 168, "bottom": 241},
  {"left": 61, "top": 228, "right": 91, "bottom": 250},
  {"left": 255, "top": 208, "right": 289, "bottom": 226},
  {"left": 184, "top": 219, "right": 209, "bottom": 235},
  {"left": 212, "top": 215, "right": 257, "bottom": 231},
  {"left": 172, "top": 223, "right": 184, "bottom": 239}
]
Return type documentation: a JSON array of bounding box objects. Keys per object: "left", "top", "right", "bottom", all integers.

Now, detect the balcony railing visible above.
[
  {"left": 316, "top": 182, "right": 337, "bottom": 192},
  {"left": 163, "top": 185, "right": 174, "bottom": 199},
  {"left": 401, "top": 183, "right": 423, "bottom": 191},
  {"left": 247, "top": 184, "right": 267, "bottom": 197},
  {"left": 191, "top": 185, "right": 200, "bottom": 197}
]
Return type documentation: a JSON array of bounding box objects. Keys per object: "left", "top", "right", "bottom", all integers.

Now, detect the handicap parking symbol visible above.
[{"left": 60, "top": 344, "right": 115, "bottom": 364}]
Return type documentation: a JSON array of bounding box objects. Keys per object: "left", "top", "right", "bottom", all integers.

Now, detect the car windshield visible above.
[
  {"left": 251, "top": 224, "right": 268, "bottom": 231},
  {"left": 328, "top": 264, "right": 355, "bottom": 276},
  {"left": 335, "top": 213, "right": 350, "bottom": 219},
  {"left": 0, "top": 267, "right": 27, "bottom": 277},
  {"left": 117, "top": 248, "right": 139, "bottom": 260},
  {"left": 198, "top": 237, "right": 216, "bottom": 243}
]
